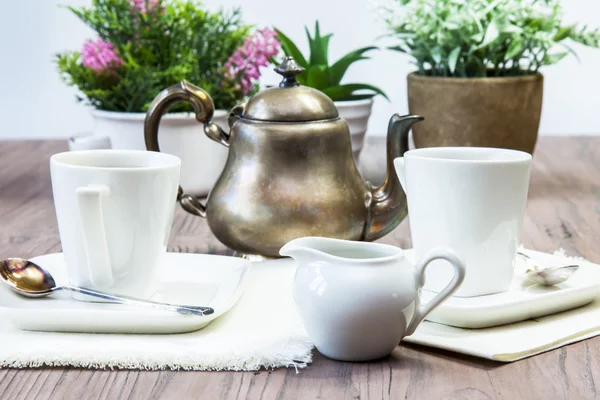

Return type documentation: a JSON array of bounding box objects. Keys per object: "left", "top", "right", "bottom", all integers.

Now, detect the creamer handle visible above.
[{"left": 405, "top": 248, "right": 465, "bottom": 336}]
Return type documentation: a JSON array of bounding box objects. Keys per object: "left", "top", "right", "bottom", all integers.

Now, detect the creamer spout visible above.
[{"left": 280, "top": 237, "right": 326, "bottom": 262}]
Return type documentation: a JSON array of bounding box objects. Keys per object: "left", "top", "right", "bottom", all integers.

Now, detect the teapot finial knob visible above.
[{"left": 275, "top": 57, "right": 305, "bottom": 88}]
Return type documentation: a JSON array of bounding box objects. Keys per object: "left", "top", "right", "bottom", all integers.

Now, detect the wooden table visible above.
[{"left": 0, "top": 137, "right": 598, "bottom": 399}]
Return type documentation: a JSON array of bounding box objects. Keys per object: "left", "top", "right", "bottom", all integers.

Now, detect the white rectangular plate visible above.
[
  {"left": 413, "top": 249, "right": 600, "bottom": 328},
  {"left": 0, "top": 252, "right": 251, "bottom": 334}
]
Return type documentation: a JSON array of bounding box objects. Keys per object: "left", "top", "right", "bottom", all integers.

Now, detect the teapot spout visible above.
[{"left": 363, "top": 114, "right": 423, "bottom": 241}]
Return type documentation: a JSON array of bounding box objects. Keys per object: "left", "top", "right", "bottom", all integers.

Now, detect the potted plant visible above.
[
  {"left": 57, "top": 0, "right": 279, "bottom": 196},
  {"left": 383, "top": 0, "right": 600, "bottom": 154},
  {"left": 275, "top": 22, "right": 388, "bottom": 161}
]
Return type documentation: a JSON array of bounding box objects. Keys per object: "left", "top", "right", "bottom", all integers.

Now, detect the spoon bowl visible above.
[
  {"left": 518, "top": 252, "right": 580, "bottom": 286},
  {"left": 0, "top": 258, "right": 214, "bottom": 315},
  {"left": 526, "top": 264, "right": 580, "bottom": 286},
  {"left": 0, "top": 258, "right": 57, "bottom": 297}
]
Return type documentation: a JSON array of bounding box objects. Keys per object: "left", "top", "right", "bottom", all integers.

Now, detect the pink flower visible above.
[
  {"left": 81, "top": 39, "right": 123, "bottom": 72},
  {"left": 129, "top": 0, "right": 160, "bottom": 14},
  {"left": 223, "top": 28, "right": 281, "bottom": 95}
]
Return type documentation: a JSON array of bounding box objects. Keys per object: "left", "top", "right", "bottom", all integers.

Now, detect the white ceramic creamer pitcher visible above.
[{"left": 280, "top": 237, "right": 465, "bottom": 361}]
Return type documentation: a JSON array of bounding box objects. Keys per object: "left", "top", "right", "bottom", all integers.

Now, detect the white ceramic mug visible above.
[
  {"left": 50, "top": 150, "right": 181, "bottom": 300},
  {"left": 281, "top": 237, "right": 465, "bottom": 362},
  {"left": 394, "top": 147, "right": 531, "bottom": 297},
  {"left": 68, "top": 135, "right": 112, "bottom": 151}
]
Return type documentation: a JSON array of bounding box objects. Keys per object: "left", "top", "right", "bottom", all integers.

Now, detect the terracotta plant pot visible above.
[{"left": 407, "top": 72, "right": 543, "bottom": 154}]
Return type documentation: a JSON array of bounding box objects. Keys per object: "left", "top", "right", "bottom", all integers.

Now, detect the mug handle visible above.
[
  {"left": 76, "top": 184, "right": 113, "bottom": 288},
  {"left": 144, "top": 80, "right": 229, "bottom": 218},
  {"left": 405, "top": 248, "right": 466, "bottom": 336}
]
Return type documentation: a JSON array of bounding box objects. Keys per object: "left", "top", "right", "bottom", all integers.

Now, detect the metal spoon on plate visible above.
[
  {"left": 0, "top": 258, "right": 214, "bottom": 316},
  {"left": 518, "top": 252, "right": 579, "bottom": 286}
]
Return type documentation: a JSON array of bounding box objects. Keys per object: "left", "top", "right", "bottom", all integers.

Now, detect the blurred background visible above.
[{"left": 1, "top": 0, "right": 599, "bottom": 140}]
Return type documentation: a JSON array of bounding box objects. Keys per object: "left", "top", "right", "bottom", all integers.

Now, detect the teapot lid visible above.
[{"left": 241, "top": 57, "right": 339, "bottom": 122}]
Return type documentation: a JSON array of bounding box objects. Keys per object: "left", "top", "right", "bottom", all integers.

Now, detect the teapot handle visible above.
[
  {"left": 144, "top": 81, "right": 230, "bottom": 218},
  {"left": 405, "top": 248, "right": 466, "bottom": 336}
]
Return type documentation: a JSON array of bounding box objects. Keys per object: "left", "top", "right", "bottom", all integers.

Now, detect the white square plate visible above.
[
  {"left": 0, "top": 252, "right": 251, "bottom": 334},
  {"left": 413, "top": 249, "right": 600, "bottom": 328}
]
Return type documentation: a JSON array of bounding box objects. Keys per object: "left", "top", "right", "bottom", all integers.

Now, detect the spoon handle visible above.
[{"left": 59, "top": 286, "right": 214, "bottom": 316}]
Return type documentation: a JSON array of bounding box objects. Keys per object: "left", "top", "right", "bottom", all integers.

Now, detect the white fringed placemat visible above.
[{"left": 0, "top": 259, "right": 313, "bottom": 371}]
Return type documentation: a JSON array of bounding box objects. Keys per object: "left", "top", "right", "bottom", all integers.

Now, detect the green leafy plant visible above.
[
  {"left": 382, "top": 0, "right": 600, "bottom": 77},
  {"left": 275, "top": 22, "right": 388, "bottom": 101},
  {"left": 56, "top": 0, "right": 276, "bottom": 112}
]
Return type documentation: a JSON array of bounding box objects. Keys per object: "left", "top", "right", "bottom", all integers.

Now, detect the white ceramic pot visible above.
[
  {"left": 335, "top": 98, "right": 374, "bottom": 162},
  {"left": 91, "top": 110, "right": 229, "bottom": 197}
]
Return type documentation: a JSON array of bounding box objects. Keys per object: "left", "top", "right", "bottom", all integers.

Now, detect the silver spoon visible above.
[
  {"left": 518, "top": 252, "right": 579, "bottom": 286},
  {"left": 0, "top": 258, "right": 214, "bottom": 316}
]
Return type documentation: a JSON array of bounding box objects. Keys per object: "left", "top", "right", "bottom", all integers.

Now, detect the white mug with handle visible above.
[
  {"left": 68, "top": 135, "right": 112, "bottom": 151},
  {"left": 394, "top": 147, "right": 531, "bottom": 297},
  {"left": 50, "top": 150, "right": 181, "bottom": 300}
]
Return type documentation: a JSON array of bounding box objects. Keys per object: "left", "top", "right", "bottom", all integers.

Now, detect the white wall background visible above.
[{"left": 1, "top": 0, "right": 599, "bottom": 139}]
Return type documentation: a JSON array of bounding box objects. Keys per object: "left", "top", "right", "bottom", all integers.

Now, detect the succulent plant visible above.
[{"left": 275, "top": 21, "right": 388, "bottom": 101}]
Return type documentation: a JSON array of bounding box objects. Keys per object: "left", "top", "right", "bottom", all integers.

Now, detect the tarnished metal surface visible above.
[{"left": 145, "top": 58, "right": 423, "bottom": 257}]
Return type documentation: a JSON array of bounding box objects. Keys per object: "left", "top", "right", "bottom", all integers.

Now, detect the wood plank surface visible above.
[{"left": 0, "top": 137, "right": 598, "bottom": 399}]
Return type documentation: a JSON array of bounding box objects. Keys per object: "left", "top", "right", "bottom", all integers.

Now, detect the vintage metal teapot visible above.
[{"left": 144, "top": 57, "right": 423, "bottom": 257}]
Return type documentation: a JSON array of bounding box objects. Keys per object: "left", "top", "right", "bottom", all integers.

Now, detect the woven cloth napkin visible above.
[
  {"left": 407, "top": 298, "right": 600, "bottom": 362},
  {"left": 0, "top": 260, "right": 313, "bottom": 370},
  {"left": 406, "top": 249, "right": 600, "bottom": 362}
]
